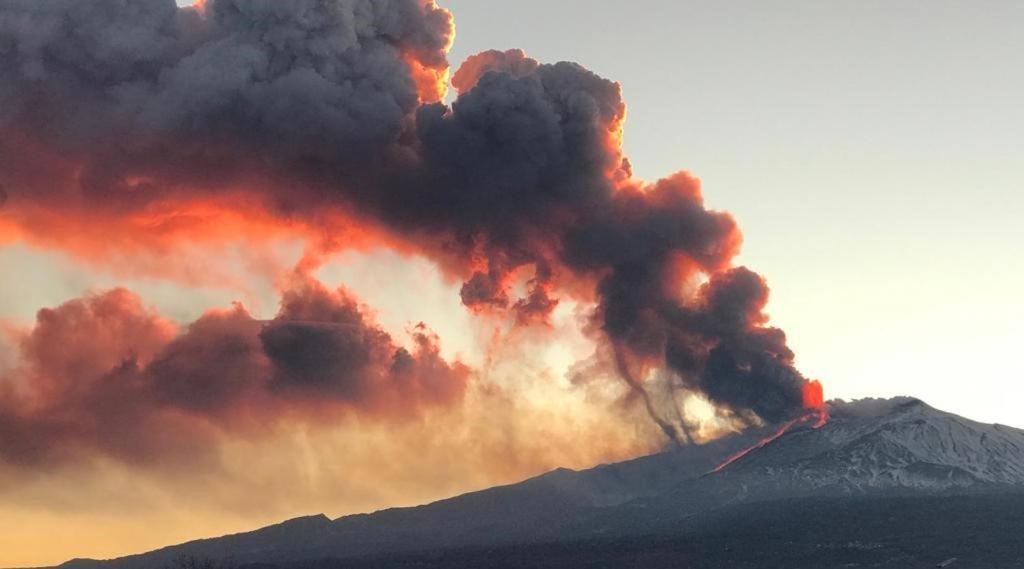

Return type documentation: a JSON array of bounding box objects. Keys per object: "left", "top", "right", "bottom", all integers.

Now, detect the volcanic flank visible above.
[{"left": 57, "top": 398, "right": 1024, "bottom": 569}]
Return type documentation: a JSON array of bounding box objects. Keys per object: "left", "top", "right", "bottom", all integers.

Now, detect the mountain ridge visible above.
[{"left": 60, "top": 397, "right": 1024, "bottom": 569}]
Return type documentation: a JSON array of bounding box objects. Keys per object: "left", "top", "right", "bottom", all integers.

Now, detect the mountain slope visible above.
[
  {"left": 63, "top": 397, "right": 1024, "bottom": 569},
  {"left": 571, "top": 397, "right": 1024, "bottom": 540},
  {"left": 270, "top": 494, "right": 1024, "bottom": 569},
  {"left": 725, "top": 397, "right": 1024, "bottom": 490}
]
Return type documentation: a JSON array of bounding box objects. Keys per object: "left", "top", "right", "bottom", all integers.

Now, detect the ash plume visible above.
[
  {"left": 0, "top": 0, "right": 821, "bottom": 444},
  {"left": 0, "top": 279, "right": 468, "bottom": 466}
]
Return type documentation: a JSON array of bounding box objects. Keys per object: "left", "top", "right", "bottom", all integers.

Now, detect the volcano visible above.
[{"left": 62, "top": 398, "right": 1024, "bottom": 569}]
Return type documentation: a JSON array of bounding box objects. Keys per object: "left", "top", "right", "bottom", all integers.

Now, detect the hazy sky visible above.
[{"left": 1, "top": 1, "right": 1023, "bottom": 564}]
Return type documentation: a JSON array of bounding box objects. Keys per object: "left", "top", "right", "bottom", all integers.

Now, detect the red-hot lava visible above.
[
  {"left": 803, "top": 379, "right": 829, "bottom": 428},
  {"left": 712, "top": 381, "right": 829, "bottom": 473}
]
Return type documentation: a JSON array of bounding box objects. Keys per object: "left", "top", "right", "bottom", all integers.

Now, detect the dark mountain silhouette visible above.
[{"left": 61, "top": 398, "right": 1024, "bottom": 569}]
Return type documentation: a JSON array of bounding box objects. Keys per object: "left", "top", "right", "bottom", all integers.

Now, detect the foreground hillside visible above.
[
  {"left": 249, "top": 494, "right": 1024, "bottom": 569},
  {"left": 62, "top": 398, "right": 1024, "bottom": 569}
]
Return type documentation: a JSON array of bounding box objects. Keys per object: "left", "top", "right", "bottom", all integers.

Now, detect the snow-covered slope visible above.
[
  {"left": 714, "top": 397, "right": 1024, "bottom": 492},
  {"left": 63, "top": 397, "right": 1024, "bottom": 569}
]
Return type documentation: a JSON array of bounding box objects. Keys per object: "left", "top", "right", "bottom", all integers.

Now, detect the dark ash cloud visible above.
[{"left": 0, "top": 0, "right": 819, "bottom": 443}]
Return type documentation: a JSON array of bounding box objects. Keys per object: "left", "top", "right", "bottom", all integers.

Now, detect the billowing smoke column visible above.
[{"left": 0, "top": 0, "right": 823, "bottom": 451}]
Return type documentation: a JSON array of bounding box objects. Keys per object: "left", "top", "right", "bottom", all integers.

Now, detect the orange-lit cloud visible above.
[
  {"left": 0, "top": 276, "right": 468, "bottom": 468},
  {"left": 0, "top": 281, "right": 663, "bottom": 567}
]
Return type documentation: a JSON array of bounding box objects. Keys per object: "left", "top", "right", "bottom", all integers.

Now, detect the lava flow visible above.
[{"left": 712, "top": 380, "right": 829, "bottom": 473}]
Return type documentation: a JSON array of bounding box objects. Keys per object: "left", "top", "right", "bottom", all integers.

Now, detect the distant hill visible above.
[{"left": 62, "top": 397, "right": 1024, "bottom": 569}]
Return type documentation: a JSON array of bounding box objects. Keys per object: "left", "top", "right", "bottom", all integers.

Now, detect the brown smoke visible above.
[{"left": 0, "top": 277, "right": 468, "bottom": 466}]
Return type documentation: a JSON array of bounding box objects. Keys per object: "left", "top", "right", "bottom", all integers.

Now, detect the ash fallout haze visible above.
[{"left": 0, "top": 0, "right": 1021, "bottom": 567}]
